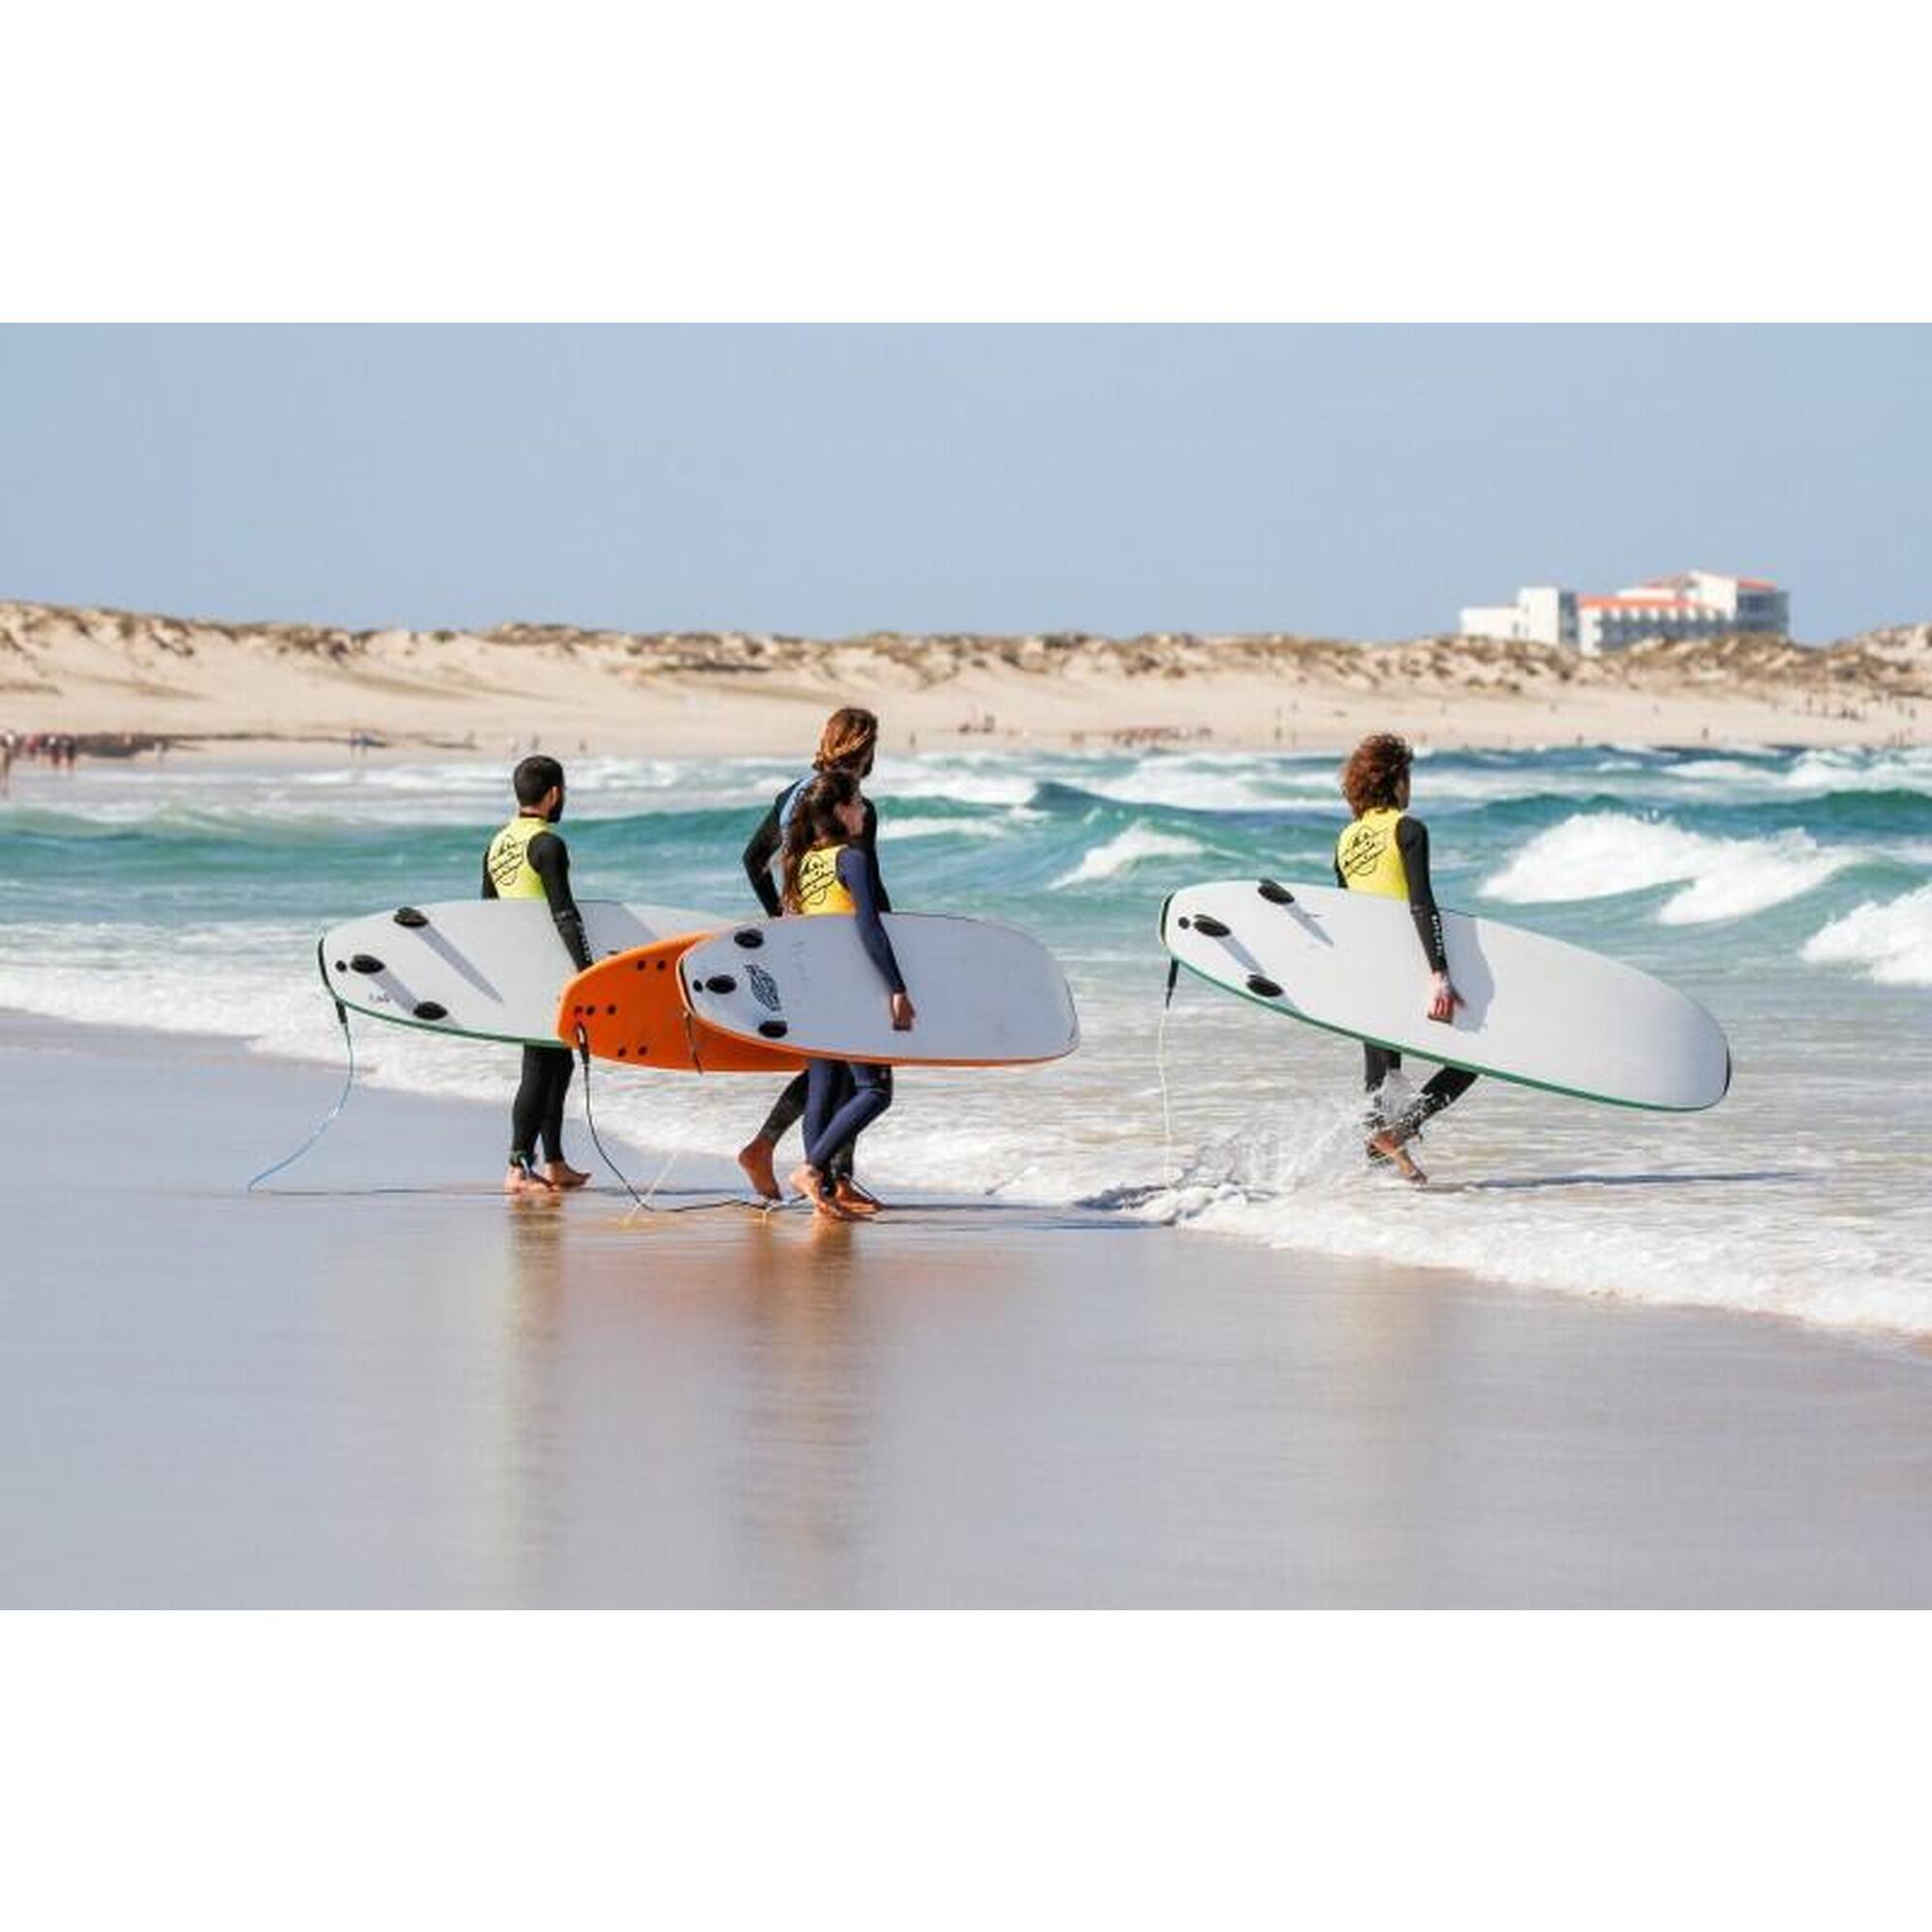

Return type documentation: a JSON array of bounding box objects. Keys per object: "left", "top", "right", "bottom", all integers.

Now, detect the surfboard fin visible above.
[
  {"left": 393, "top": 906, "right": 429, "bottom": 928},
  {"left": 1163, "top": 958, "right": 1179, "bottom": 1009},
  {"left": 1188, "top": 914, "right": 1232, "bottom": 939},
  {"left": 1257, "top": 879, "right": 1294, "bottom": 905},
  {"left": 349, "top": 952, "right": 384, "bottom": 975}
]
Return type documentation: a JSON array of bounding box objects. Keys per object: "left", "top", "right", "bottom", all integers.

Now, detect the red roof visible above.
[
  {"left": 1578, "top": 595, "right": 1699, "bottom": 610},
  {"left": 1738, "top": 578, "right": 1776, "bottom": 590}
]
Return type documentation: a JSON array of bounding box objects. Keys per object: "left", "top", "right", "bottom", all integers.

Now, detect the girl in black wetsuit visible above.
[
  {"left": 736, "top": 707, "right": 892, "bottom": 1212},
  {"left": 779, "top": 768, "right": 916, "bottom": 1220},
  {"left": 1334, "top": 733, "right": 1476, "bottom": 1184}
]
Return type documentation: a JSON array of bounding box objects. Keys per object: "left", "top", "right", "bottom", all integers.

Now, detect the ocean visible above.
[{"left": 5, "top": 742, "right": 1929, "bottom": 1337}]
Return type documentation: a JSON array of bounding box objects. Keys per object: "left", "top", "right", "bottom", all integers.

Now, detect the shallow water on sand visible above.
[{"left": 6, "top": 1024, "right": 1932, "bottom": 1608}]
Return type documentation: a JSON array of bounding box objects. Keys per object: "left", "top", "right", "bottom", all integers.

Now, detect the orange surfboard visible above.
[{"left": 557, "top": 935, "right": 806, "bottom": 1073}]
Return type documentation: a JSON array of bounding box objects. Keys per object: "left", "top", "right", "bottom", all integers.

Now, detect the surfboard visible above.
[
  {"left": 560, "top": 936, "right": 806, "bottom": 1073},
  {"left": 1159, "top": 878, "right": 1730, "bottom": 1112},
  {"left": 318, "top": 899, "right": 730, "bottom": 1047},
  {"left": 673, "top": 914, "right": 1081, "bottom": 1067}
]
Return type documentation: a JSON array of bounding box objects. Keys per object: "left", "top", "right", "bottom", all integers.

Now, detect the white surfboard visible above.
[
  {"left": 1160, "top": 878, "right": 1729, "bottom": 1112},
  {"left": 677, "top": 914, "right": 1080, "bottom": 1066},
  {"left": 319, "top": 899, "right": 728, "bottom": 1046}
]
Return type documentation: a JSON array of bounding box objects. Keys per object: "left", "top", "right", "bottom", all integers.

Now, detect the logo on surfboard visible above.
[{"left": 747, "top": 964, "right": 782, "bottom": 1012}]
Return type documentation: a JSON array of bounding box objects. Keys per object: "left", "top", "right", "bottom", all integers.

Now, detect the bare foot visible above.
[
  {"left": 738, "top": 1136, "right": 781, "bottom": 1202},
  {"left": 832, "top": 1179, "right": 881, "bottom": 1217},
  {"left": 544, "top": 1161, "right": 591, "bottom": 1190},
  {"left": 504, "top": 1163, "right": 555, "bottom": 1195},
  {"left": 788, "top": 1163, "right": 854, "bottom": 1220},
  {"left": 1367, "top": 1132, "right": 1428, "bottom": 1184}
]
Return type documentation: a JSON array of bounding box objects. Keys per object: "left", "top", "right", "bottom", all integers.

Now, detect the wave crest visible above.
[
  {"left": 1481, "top": 812, "right": 1858, "bottom": 923},
  {"left": 1803, "top": 886, "right": 1932, "bottom": 987}
]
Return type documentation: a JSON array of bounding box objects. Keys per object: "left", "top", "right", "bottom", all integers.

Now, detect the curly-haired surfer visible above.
[{"left": 1335, "top": 733, "right": 1477, "bottom": 1183}]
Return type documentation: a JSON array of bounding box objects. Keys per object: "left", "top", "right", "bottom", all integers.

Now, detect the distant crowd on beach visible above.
[
  {"left": 2, "top": 729, "right": 75, "bottom": 792},
  {"left": 0, "top": 729, "right": 175, "bottom": 791}
]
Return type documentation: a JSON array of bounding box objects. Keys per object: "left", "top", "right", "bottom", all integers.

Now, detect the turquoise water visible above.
[{"left": 5, "top": 743, "right": 1930, "bottom": 1333}]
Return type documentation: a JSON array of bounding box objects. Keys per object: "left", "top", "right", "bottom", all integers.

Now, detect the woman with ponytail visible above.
[
  {"left": 737, "top": 708, "right": 893, "bottom": 1209},
  {"left": 778, "top": 766, "right": 915, "bottom": 1218}
]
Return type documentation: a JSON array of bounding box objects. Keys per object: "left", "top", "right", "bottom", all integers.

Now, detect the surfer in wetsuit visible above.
[
  {"left": 483, "top": 754, "right": 594, "bottom": 1194},
  {"left": 1335, "top": 733, "right": 1476, "bottom": 1185},
  {"left": 736, "top": 707, "right": 893, "bottom": 1215},
  {"left": 779, "top": 767, "right": 915, "bottom": 1220}
]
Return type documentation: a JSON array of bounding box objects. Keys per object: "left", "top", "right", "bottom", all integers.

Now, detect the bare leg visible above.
[{"left": 737, "top": 1135, "right": 781, "bottom": 1201}]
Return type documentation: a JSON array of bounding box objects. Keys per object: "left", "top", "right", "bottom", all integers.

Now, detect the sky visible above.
[{"left": 1, "top": 326, "right": 1926, "bottom": 642}]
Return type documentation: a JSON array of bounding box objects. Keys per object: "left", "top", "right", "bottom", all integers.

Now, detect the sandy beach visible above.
[
  {"left": 5, "top": 1010, "right": 1929, "bottom": 1608},
  {"left": 3, "top": 599, "right": 1927, "bottom": 761}
]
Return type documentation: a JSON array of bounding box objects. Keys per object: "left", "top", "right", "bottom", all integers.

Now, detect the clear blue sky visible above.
[{"left": 1, "top": 327, "right": 1926, "bottom": 641}]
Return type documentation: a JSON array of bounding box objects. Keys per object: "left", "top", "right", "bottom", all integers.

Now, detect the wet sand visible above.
[{"left": 4, "top": 1012, "right": 1930, "bottom": 1607}]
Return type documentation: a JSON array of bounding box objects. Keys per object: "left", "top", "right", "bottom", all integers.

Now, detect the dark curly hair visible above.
[
  {"left": 781, "top": 766, "right": 863, "bottom": 913},
  {"left": 1340, "top": 733, "right": 1413, "bottom": 818}
]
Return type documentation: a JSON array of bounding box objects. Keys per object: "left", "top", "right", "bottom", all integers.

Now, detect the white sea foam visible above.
[
  {"left": 879, "top": 815, "right": 1010, "bottom": 841},
  {"left": 1482, "top": 812, "right": 1859, "bottom": 923},
  {"left": 1052, "top": 824, "right": 1205, "bottom": 888},
  {"left": 1803, "top": 886, "right": 1932, "bottom": 987},
  {"left": 1781, "top": 749, "right": 1932, "bottom": 795},
  {"left": 1078, "top": 762, "right": 1284, "bottom": 812}
]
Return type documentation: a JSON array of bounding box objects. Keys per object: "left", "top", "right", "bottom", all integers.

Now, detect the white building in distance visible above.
[{"left": 1460, "top": 571, "right": 1790, "bottom": 654}]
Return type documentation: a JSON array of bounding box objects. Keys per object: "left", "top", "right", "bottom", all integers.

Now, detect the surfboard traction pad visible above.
[{"left": 560, "top": 935, "right": 806, "bottom": 1073}]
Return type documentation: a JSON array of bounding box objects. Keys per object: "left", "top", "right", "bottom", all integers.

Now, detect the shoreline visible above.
[
  {"left": 4, "top": 599, "right": 1927, "bottom": 760},
  {"left": 2, "top": 703, "right": 1923, "bottom": 770},
  {"left": 4, "top": 1008, "right": 1929, "bottom": 1606},
  {"left": 8, "top": 998, "right": 1927, "bottom": 1363}
]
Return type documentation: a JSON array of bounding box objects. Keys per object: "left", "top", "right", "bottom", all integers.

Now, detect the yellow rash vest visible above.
[{"left": 1335, "top": 807, "right": 1409, "bottom": 899}]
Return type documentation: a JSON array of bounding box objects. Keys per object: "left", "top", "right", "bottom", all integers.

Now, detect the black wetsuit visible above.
[
  {"left": 483, "top": 823, "right": 592, "bottom": 1167},
  {"left": 802, "top": 848, "right": 903, "bottom": 1169},
  {"left": 1335, "top": 814, "right": 1478, "bottom": 1143},
  {"left": 741, "top": 778, "right": 892, "bottom": 1176}
]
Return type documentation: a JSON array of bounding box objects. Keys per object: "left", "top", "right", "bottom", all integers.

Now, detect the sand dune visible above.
[{"left": 2, "top": 599, "right": 1926, "bottom": 757}]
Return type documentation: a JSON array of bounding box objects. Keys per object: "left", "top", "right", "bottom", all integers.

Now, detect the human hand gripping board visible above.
[
  {"left": 1158, "top": 878, "right": 1730, "bottom": 1112},
  {"left": 319, "top": 899, "right": 734, "bottom": 1048},
  {"left": 673, "top": 913, "right": 1081, "bottom": 1067}
]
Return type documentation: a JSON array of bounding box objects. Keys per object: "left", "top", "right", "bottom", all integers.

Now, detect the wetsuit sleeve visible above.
[
  {"left": 838, "top": 846, "right": 905, "bottom": 995},
  {"left": 742, "top": 790, "right": 784, "bottom": 917},
  {"left": 1332, "top": 855, "right": 1346, "bottom": 890},
  {"left": 860, "top": 797, "right": 892, "bottom": 915},
  {"left": 1395, "top": 817, "right": 1449, "bottom": 974},
  {"left": 527, "top": 830, "right": 594, "bottom": 971},
  {"left": 482, "top": 855, "right": 498, "bottom": 900}
]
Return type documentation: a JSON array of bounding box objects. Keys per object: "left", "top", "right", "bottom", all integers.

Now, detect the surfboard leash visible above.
[
  {"left": 1157, "top": 958, "right": 1182, "bottom": 1188},
  {"left": 573, "top": 1026, "right": 765, "bottom": 1220},
  {"left": 245, "top": 999, "right": 357, "bottom": 1192}
]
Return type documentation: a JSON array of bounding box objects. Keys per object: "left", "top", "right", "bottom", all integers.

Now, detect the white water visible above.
[{"left": 5, "top": 745, "right": 1930, "bottom": 1341}]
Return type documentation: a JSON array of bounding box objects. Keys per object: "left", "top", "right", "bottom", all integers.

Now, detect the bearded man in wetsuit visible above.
[
  {"left": 484, "top": 754, "right": 594, "bottom": 1194},
  {"left": 1335, "top": 732, "right": 1476, "bottom": 1185}
]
